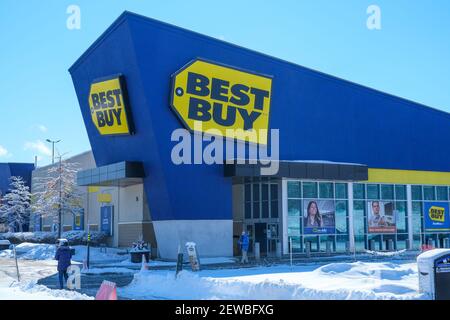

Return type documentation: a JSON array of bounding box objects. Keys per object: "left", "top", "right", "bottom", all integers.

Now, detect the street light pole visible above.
[
  {"left": 46, "top": 139, "right": 61, "bottom": 165},
  {"left": 58, "top": 155, "right": 62, "bottom": 239}
]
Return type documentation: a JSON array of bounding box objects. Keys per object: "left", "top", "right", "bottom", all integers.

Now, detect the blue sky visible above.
[{"left": 0, "top": 0, "right": 449, "bottom": 165}]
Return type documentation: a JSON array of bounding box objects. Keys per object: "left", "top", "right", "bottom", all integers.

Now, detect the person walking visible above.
[
  {"left": 238, "top": 231, "right": 249, "bottom": 264},
  {"left": 54, "top": 240, "right": 73, "bottom": 289}
]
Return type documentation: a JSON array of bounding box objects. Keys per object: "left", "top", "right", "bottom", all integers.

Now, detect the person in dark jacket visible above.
[{"left": 54, "top": 241, "right": 72, "bottom": 289}]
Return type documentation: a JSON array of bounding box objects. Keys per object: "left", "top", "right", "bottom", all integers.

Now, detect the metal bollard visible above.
[
  {"left": 428, "top": 238, "right": 434, "bottom": 248},
  {"left": 444, "top": 238, "right": 450, "bottom": 249},
  {"left": 370, "top": 239, "right": 376, "bottom": 251},
  {"left": 254, "top": 242, "right": 260, "bottom": 261},
  {"left": 387, "top": 239, "right": 394, "bottom": 251},
  {"left": 276, "top": 241, "right": 282, "bottom": 258},
  {"left": 305, "top": 241, "right": 311, "bottom": 258},
  {"left": 326, "top": 240, "right": 332, "bottom": 256}
]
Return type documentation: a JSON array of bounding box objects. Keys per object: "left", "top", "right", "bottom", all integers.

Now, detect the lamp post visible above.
[{"left": 46, "top": 139, "right": 61, "bottom": 165}]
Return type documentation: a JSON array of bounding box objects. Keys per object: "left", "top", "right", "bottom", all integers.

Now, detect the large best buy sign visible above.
[
  {"left": 88, "top": 75, "right": 134, "bottom": 136},
  {"left": 171, "top": 59, "right": 272, "bottom": 144}
]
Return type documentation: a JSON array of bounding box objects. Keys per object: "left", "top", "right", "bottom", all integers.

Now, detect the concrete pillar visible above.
[
  {"left": 428, "top": 238, "right": 434, "bottom": 248},
  {"left": 326, "top": 240, "right": 332, "bottom": 256},
  {"left": 347, "top": 183, "right": 355, "bottom": 252},
  {"left": 254, "top": 242, "right": 260, "bottom": 261},
  {"left": 276, "top": 241, "right": 282, "bottom": 258},
  {"left": 305, "top": 241, "right": 311, "bottom": 258},
  {"left": 370, "top": 239, "right": 376, "bottom": 251},
  {"left": 444, "top": 238, "right": 450, "bottom": 249},
  {"left": 387, "top": 239, "right": 394, "bottom": 251},
  {"left": 281, "top": 179, "right": 289, "bottom": 255},
  {"left": 406, "top": 185, "right": 414, "bottom": 250}
]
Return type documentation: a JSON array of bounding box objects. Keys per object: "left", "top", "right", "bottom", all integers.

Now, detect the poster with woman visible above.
[
  {"left": 303, "top": 200, "right": 336, "bottom": 234},
  {"left": 367, "top": 201, "right": 396, "bottom": 233}
]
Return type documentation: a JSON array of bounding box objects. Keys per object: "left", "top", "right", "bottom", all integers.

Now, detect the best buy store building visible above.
[{"left": 69, "top": 12, "right": 450, "bottom": 259}]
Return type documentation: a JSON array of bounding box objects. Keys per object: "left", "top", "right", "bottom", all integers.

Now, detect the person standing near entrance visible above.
[
  {"left": 238, "top": 231, "right": 249, "bottom": 264},
  {"left": 54, "top": 240, "right": 73, "bottom": 289}
]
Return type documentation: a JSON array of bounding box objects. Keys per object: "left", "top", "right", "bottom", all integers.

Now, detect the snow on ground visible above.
[
  {"left": 0, "top": 281, "right": 93, "bottom": 300},
  {"left": 119, "top": 261, "right": 429, "bottom": 300},
  {"left": 117, "top": 256, "right": 235, "bottom": 268},
  {"left": 82, "top": 267, "right": 136, "bottom": 274},
  {"left": 0, "top": 242, "right": 127, "bottom": 263}
]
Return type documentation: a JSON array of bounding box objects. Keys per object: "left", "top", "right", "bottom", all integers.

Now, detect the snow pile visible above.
[
  {"left": 71, "top": 246, "right": 127, "bottom": 263},
  {"left": 82, "top": 267, "right": 136, "bottom": 274},
  {"left": 364, "top": 249, "right": 408, "bottom": 257},
  {"left": 0, "top": 231, "right": 108, "bottom": 245},
  {"left": 0, "top": 281, "right": 93, "bottom": 300},
  {"left": 119, "top": 261, "right": 428, "bottom": 300},
  {"left": 0, "top": 242, "right": 56, "bottom": 260},
  {"left": 0, "top": 242, "right": 127, "bottom": 263}
]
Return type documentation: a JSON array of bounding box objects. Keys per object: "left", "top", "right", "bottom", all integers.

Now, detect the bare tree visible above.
[{"left": 32, "top": 159, "right": 83, "bottom": 238}]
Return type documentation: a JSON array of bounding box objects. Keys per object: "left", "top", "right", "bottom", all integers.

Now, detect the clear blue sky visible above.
[{"left": 1, "top": 0, "right": 449, "bottom": 166}]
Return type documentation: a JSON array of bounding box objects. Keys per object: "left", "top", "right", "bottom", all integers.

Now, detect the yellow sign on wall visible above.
[
  {"left": 171, "top": 59, "right": 273, "bottom": 144},
  {"left": 97, "top": 193, "right": 112, "bottom": 203},
  {"left": 429, "top": 206, "right": 445, "bottom": 223},
  {"left": 88, "top": 75, "right": 133, "bottom": 135}
]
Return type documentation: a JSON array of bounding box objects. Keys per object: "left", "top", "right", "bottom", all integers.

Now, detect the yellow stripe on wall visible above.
[{"left": 367, "top": 168, "right": 450, "bottom": 185}]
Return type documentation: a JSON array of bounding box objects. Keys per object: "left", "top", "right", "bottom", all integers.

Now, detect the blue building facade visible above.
[{"left": 70, "top": 12, "right": 450, "bottom": 258}]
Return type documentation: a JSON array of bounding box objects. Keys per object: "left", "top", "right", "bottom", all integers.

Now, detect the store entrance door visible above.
[{"left": 255, "top": 223, "right": 267, "bottom": 255}]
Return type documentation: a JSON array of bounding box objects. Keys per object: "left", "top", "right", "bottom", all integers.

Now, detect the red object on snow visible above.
[
  {"left": 421, "top": 244, "right": 434, "bottom": 252},
  {"left": 95, "top": 280, "right": 117, "bottom": 300}
]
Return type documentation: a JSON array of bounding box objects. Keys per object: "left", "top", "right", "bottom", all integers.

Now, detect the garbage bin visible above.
[{"left": 417, "top": 249, "right": 450, "bottom": 300}]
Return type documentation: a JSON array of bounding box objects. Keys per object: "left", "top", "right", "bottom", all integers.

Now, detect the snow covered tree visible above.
[
  {"left": 0, "top": 176, "right": 32, "bottom": 232},
  {"left": 32, "top": 159, "right": 83, "bottom": 238}
]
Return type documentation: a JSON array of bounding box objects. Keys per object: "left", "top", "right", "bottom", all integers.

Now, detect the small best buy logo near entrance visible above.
[
  {"left": 171, "top": 59, "right": 272, "bottom": 144},
  {"left": 429, "top": 206, "right": 446, "bottom": 222},
  {"left": 89, "top": 75, "right": 133, "bottom": 135}
]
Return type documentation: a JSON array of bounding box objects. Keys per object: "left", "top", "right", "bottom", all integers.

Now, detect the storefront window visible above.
[
  {"left": 353, "top": 201, "right": 365, "bottom": 236},
  {"left": 287, "top": 180, "right": 349, "bottom": 254},
  {"left": 335, "top": 183, "right": 347, "bottom": 199},
  {"left": 302, "top": 182, "right": 317, "bottom": 198},
  {"left": 395, "top": 201, "right": 407, "bottom": 233},
  {"left": 395, "top": 185, "right": 406, "bottom": 200},
  {"left": 437, "top": 186, "right": 448, "bottom": 201},
  {"left": 261, "top": 184, "right": 269, "bottom": 218},
  {"left": 412, "top": 202, "right": 422, "bottom": 234},
  {"left": 423, "top": 186, "right": 435, "bottom": 200},
  {"left": 288, "top": 199, "right": 301, "bottom": 216},
  {"left": 367, "top": 184, "right": 379, "bottom": 200},
  {"left": 412, "top": 185, "right": 422, "bottom": 200},
  {"left": 319, "top": 182, "right": 334, "bottom": 199},
  {"left": 335, "top": 201, "right": 348, "bottom": 233},
  {"left": 381, "top": 185, "right": 394, "bottom": 200},
  {"left": 270, "top": 184, "right": 278, "bottom": 218},
  {"left": 287, "top": 181, "right": 301, "bottom": 198},
  {"left": 353, "top": 183, "right": 365, "bottom": 199}
]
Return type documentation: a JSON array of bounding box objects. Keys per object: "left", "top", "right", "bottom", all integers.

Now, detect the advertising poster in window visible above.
[
  {"left": 424, "top": 202, "right": 450, "bottom": 231},
  {"left": 73, "top": 208, "right": 84, "bottom": 231},
  {"left": 367, "top": 201, "right": 396, "bottom": 233},
  {"left": 303, "top": 200, "right": 335, "bottom": 234},
  {"left": 100, "top": 206, "right": 113, "bottom": 236}
]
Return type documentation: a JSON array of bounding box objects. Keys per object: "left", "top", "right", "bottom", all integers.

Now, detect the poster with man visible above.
[
  {"left": 367, "top": 201, "right": 396, "bottom": 233},
  {"left": 303, "top": 200, "right": 335, "bottom": 234}
]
